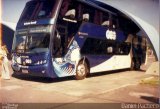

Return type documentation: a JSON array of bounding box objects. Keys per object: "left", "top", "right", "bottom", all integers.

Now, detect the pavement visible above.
[
  {"left": 1, "top": 70, "right": 159, "bottom": 102},
  {"left": 0, "top": 55, "right": 159, "bottom": 109}
]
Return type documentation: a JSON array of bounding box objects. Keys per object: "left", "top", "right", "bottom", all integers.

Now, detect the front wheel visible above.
[{"left": 75, "top": 61, "right": 88, "bottom": 80}]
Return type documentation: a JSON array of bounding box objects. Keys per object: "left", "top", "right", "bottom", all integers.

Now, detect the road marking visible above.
[
  {"left": 99, "top": 84, "right": 138, "bottom": 95},
  {"left": 1, "top": 85, "right": 22, "bottom": 90},
  {"left": 129, "top": 92, "right": 154, "bottom": 98}
]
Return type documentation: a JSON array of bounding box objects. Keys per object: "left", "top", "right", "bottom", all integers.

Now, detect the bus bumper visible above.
[{"left": 12, "top": 63, "right": 56, "bottom": 78}]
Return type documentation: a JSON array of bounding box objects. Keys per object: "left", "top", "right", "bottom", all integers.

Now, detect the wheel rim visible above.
[{"left": 77, "top": 64, "right": 86, "bottom": 77}]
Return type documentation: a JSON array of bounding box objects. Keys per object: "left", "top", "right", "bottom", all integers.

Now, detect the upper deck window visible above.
[
  {"left": 20, "top": 1, "right": 39, "bottom": 21},
  {"left": 37, "top": 0, "right": 56, "bottom": 19},
  {"left": 20, "top": 0, "right": 57, "bottom": 21}
]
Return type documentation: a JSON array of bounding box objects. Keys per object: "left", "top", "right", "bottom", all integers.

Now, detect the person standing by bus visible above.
[{"left": 0, "top": 45, "right": 10, "bottom": 80}]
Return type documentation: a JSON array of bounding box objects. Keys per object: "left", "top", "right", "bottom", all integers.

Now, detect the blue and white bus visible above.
[{"left": 11, "top": 0, "right": 146, "bottom": 80}]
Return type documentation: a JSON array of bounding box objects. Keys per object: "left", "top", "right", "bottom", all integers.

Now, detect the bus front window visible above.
[
  {"left": 13, "top": 33, "right": 50, "bottom": 53},
  {"left": 26, "top": 33, "right": 50, "bottom": 53},
  {"left": 20, "top": 1, "right": 39, "bottom": 21},
  {"left": 12, "top": 35, "right": 26, "bottom": 53}
]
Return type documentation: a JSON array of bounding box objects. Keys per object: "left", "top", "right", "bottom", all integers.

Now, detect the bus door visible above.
[
  {"left": 114, "top": 42, "right": 131, "bottom": 69},
  {"left": 51, "top": 0, "right": 82, "bottom": 77}
]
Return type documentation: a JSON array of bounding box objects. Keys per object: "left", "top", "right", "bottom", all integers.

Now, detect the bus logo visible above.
[{"left": 106, "top": 30, "right": 116, "bottom": 40}]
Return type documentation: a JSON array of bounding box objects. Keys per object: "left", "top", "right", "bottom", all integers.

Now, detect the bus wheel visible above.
[{"left": 75, "top": 61, "right": 88, "bottom": 80}]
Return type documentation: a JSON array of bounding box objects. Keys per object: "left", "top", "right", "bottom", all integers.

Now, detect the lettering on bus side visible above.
[{"left": 24, "top": 21, "right": 37, "bottom": 26}]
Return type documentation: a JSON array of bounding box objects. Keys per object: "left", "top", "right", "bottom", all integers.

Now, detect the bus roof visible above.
[{"left": 79, "top": 0, "right": 117, "bottom": 16}]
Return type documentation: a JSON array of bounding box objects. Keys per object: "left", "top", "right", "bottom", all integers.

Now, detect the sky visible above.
[{"left": 2, "top": 0, "right": 30, "bottom": 23}]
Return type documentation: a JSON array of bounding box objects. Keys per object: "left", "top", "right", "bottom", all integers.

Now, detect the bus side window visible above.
[
  {"left": 81, "top": 4, "right": 95, "bottom": 23},
  {"left": 81, "top": 38, "right": 112, "bottom": 55},
  {"left": 101, "top": 13, "right": 110, "bottom": 27},
  {"left": 58, "top": 0, "right": 82, "bottom": 48},
  {"left": 112, "top": 16, "right": 119, "bottom": 29},
  {"left": 94, "top": 10, "right": 102, "bottom": 25},
  {"left": 116, "top": 42, "right": 131, "bottom": 55},
  {"left": 62, "top": 0, "right": 79, "bottom": 22}
]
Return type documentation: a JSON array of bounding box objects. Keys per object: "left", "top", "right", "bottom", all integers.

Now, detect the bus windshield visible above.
[
  {"left": 26, "top": 33, "right": 50, "bottom": 53},
  {"left": 12, "top": 26, "right": 51, "bottom": 53},
  {"left": 20, "top": 0, "right": 57, "bottom": 21},
  {"left": 12, "top": 33, "right": 50, "bottom": 53}
]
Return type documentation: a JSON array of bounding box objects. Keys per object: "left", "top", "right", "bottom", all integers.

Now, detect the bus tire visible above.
[{"left": 75, "top": 61, "right": 88, "bottom": 80}]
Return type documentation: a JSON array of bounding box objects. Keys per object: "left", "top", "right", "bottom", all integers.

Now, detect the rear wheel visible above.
[{"left": 75, "top": 61, "right": 88, "bottom": 80}]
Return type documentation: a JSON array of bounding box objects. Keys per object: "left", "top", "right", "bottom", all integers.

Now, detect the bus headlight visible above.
[
  {"left": 34, "top": 60, "right": 47, "bottom": 65},
  {"left": 16, "top": 57, "right": 21, "bottom": 64},
  {"left": 26, "top": 59, "right": 32, "bottom": 64}
]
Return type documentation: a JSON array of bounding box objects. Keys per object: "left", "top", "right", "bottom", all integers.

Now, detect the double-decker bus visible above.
[{"left": 11, "top": 0, "right": 146, "bottom": 80}]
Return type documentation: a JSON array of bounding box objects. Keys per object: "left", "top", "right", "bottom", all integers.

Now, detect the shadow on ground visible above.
[
  {"left": 140, "top": 96, "right": 159, "bottom": 103},
  {"left": 12, "top": 73, "right": 75, "bottom": 83},
  {"left": 12, "top": 69, "right": 145, "bottom": 83}
]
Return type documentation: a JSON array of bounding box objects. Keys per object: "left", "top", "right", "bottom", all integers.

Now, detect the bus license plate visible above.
[{"left": 22, "top": 70, "right": 28, "bottom": 74}]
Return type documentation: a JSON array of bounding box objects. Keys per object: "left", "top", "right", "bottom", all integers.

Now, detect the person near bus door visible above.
[{"left": 0, "top": 45, "right": 10, "bottom": 80}]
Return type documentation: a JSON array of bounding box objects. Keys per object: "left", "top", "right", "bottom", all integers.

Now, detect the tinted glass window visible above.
[
  {"left": 81, "top": 38, "right": 131, "bottom": 55},
  {"left": 52, "top": 25, "right": 68, "bottom": 57},
  {"left": 115, "top": 42, "right": 131, "bottom": 55},
  {"left": 25, "top": 33, "right": 50, "bottom": 52},
  {"left": 12, "top": 33, "right": 50, "bottom": 53},
  {"left": 20, "top": 0, "right": 56, "bottom": 21},
  {"left": 20, "top": 1, "right": 39, "bottom": 21},
  {"left": 81, "top": 4, "right": 95, "bottom": 23},
  {"left": 81, "top": 38, "right": 109, "bottom": 55},
  {"left": 37, "top": 0, "right": 56, "bottom": 19}
]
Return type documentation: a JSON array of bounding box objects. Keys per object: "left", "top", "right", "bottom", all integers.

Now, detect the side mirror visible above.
[{"left": 52, "top": 29, "right": 62, "bottom": 57}]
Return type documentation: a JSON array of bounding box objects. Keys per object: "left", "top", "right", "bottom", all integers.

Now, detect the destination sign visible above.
[{"left": 29, "top": 26, "right": 51, "bottom": 33}]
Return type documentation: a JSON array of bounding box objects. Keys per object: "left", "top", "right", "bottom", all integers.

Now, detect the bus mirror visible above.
[{"left": 53, "top": 29, "right": 62, "bottom": 57}]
